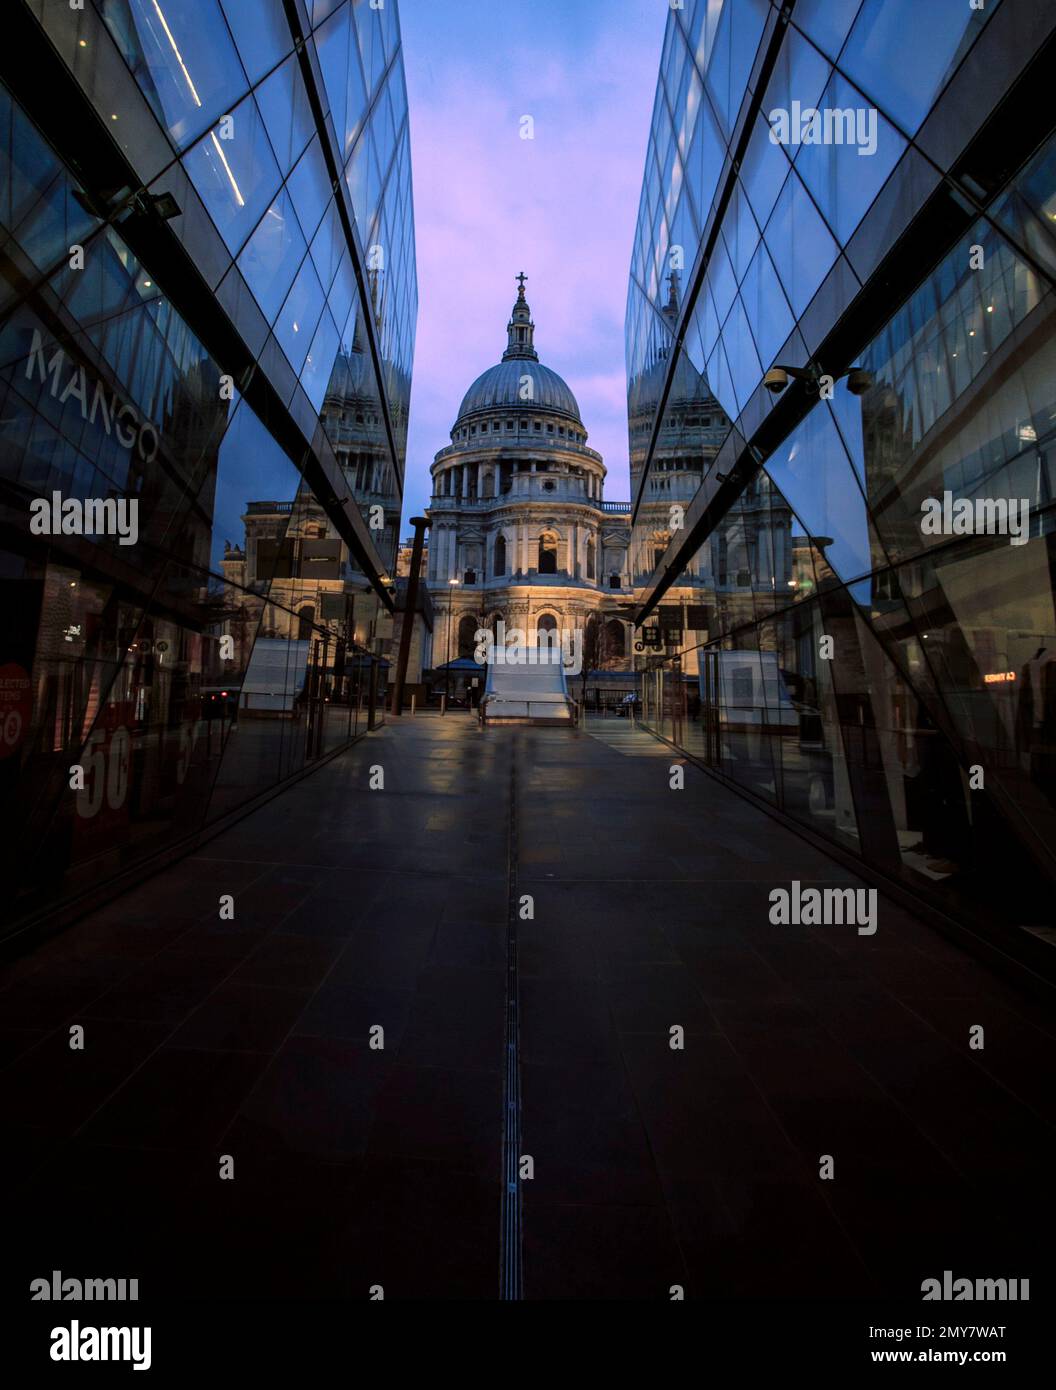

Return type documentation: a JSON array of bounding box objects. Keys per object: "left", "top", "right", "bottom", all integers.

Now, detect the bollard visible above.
[
  {"left": 440, "top": 694, "right": 447, "bottom": 717},
  {"left": 411, "top": 694, "right": 416, "bottom": 716}
]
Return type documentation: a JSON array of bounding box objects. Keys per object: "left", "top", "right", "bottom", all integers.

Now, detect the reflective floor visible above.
[{"left": 1, "top": 712, "right": 1053, "bottom": 1300}]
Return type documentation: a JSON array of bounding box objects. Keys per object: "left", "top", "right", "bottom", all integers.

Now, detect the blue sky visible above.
[{"left": 397, "top": 0, "right": 666, "bottom": 525}]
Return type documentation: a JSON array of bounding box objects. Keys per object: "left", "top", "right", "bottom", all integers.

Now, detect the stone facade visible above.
[{"left": 425, "top": 278, "right": 636, "bottom": 670}]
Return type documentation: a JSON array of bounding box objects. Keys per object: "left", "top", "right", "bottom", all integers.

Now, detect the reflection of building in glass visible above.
[
  {"left": 628, "top": 271, "right": 789, "bottom": 667},
  {"left": 220, "top": 339, "right": 407, "bottom": 692},
  {"left": 627, "top": 0, "right": 1056, "bottom": 956},
  {"left": 0, "top": 0, "right": 416, "bottom": 939}
]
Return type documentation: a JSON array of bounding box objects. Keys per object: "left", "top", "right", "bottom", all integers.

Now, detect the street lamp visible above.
[{"left": 446, "top": 577, "right": 459, "bottom": 708}]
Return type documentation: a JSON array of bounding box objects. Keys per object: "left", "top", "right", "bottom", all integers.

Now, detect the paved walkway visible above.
[{"left": 2, "top": 712, "right": 1053, "bottom": 1299}]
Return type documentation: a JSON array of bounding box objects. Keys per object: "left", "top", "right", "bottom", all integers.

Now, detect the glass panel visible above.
[
  {"left": 739, "top": 239, "right": 794, "bottom": 371},
  {"left": 237, "top": 186, "right": 308, "bottom": 326},
  {"left": 0, "top": 84, "right": 99, "bottom": 285},
  {"left": 901, "top": 538, "right": 1056, "bottom": 870},
  {"left": 763, "top": 20, "right": 833, "bottom": 147},
  {"left": 718, "top": 621, "right": 780, "bottom": 799},
  {"left": 101, "top": 0, "right": 246, "bottom": 150},
  {"left": 839, "top": 0, "right": 991, "bottom": 137},
  {"left": 740, "top": 111, "right": 791, "bottom": 233},
  {"left": 183, "top": 93, "right": 281, "bottom": 255},
  {"left": 792, "top": 69, "right": 905, "bottom": 245},
  {"left": 255, "top": 55, "right": 315, "bottom": 178},
  {"left": 767, "top": 597, "right": 859, "bottom": 847},
  {"left": 764, "top": 404, "right": 873, "bottom": 583},
  {"left": 220, "top": 0, "right": 292, "bottom": 85},
  {"left": 286, "top": 138, "right": 333, "bottom": 248},
  {"left": 313, "top": 4, "right": 351, "bottom": 142},
  {"left": 274, "top": 255, "right": 325, "bottom": 374},
  {"left": 764, "top": 169, "right": 839, "bottom": 317},
  {"left": 791, "top": 0, "right": 864, "bottom": 62},
  {"left": 301, "top": 310, "right": 340, "bottom": 413}
]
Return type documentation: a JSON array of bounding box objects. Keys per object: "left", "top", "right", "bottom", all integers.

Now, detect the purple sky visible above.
[{"left": 398, "top": 0, "right": 665, "bottom": 527}]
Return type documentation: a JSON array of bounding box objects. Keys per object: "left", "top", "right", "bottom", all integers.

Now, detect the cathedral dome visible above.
[
  {"left": 452, "top": 274, "right": 582, "bottom": 429},
  {"left": 456, "top": 360, "right": 581, "bottom": 423}
]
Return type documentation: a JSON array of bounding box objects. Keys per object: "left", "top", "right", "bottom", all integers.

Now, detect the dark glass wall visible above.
[
  {"left": 627, "top": 0, "right": 1056, "bottom": 946},
  {"left": 0, "top": 0, "right": 415, "bottom": 939}
]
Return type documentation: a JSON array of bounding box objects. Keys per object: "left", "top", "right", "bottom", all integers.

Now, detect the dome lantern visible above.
[{"left": 502, "top": 271, "right": 538, "bottom": 362}]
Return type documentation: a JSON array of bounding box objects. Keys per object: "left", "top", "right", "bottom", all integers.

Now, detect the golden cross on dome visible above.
[{"left": 516, "top": 271, "right": 527, "bottom": 293}]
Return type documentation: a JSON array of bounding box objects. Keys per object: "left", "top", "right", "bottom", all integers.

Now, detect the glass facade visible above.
[
  {"left": 0, "top": 0, "right": 416, "bottom": 940},
  {"left": 627, "top": 0, "right": 1056, "bottom": 949}
]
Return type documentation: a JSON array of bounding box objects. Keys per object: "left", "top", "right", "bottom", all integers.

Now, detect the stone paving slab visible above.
[{"left": 0, "top": 712, "right": 1052, "bottom": 1301}]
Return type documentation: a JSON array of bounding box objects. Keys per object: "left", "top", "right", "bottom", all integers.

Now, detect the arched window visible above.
[
  {"left": 586, "top": 537, "right": 596, "bottom": 580},
  {"left": 537, "top": 613, "right": 558, "bottom": 654},
  {"left": 538, "top": 531, "right": 557, "bottom": 574},
  {"left": 493, "top": 532, "right": 506, "bottom": 576},
  {"left": 605, "top": 619, "right": 626, "bottom": 659},
  {"left": 457, "top": 615, "right": 479, "bottom": 660},
  {"left": 537, "top": 613, "right": 558, "bottom": 633},
  {"left": 297, "top": 605, "right": 315, "bottom": 640}
]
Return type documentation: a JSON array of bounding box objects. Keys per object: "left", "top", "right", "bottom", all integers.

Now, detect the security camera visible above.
[
  {"left": 845, "top": 367, "right": 873, "bottom": 396},
  {"left": 763, "top": 367, "right": 789, "bottom": 394}
]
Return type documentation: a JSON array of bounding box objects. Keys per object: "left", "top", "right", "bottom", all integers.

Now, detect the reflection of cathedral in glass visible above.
[
  {"left": 222, "top": 311, "right": 405, "bottom": 672},
  {"left": 0, "top": 0, "right": 416, "bottom": 940},
  {"left": 626, "top": 0, "right": 1056, "bottom": 949},
  {"left": 628, "top": 271, "right": 791, "bottom": 637}
]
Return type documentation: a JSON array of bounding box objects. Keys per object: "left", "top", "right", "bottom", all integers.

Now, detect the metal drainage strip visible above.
[{"left": 500, "top": 738, "right": 524, "bottom": 1299}]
